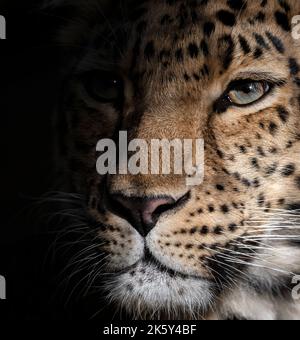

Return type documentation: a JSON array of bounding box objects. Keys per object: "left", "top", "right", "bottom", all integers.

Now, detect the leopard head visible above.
[{"left": 49, "top": 0, "right": 300, "bottom": 319}]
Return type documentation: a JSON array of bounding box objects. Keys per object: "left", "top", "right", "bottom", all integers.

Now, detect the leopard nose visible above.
[{"left": 106, "top": 193, "right": 190, "bottom": 237}]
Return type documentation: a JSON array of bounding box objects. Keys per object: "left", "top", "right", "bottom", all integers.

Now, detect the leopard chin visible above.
[{"left": 103, "top": 259, "right": 214, "bottom": 320}]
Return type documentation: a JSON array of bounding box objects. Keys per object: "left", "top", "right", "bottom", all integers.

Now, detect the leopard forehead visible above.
[{"left": 81, "top": 0, "right": 299, "bottom": 72}]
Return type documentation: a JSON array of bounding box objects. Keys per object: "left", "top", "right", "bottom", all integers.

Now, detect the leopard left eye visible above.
[
  {"left": 81, "top": 71, "right": 124, "bottom": 103},
  {"left": 226, "top": 81, "right": 270, "bottom": 106}
]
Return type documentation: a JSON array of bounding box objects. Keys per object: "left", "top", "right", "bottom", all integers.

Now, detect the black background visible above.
[{"left": 0, "top": 0, "right": 65, "bottom": 319}]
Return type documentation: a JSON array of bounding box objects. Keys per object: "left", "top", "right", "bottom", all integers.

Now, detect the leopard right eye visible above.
[
  {"left": 227, "top": 80, "right": 271, "bottom": 106},
  {"left": 82, "top": 71, "right": 124, "bottom": 103}
]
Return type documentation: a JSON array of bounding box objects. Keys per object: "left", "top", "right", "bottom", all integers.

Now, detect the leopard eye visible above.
[
  {"left": 82, "top": 71, "right": 123, "bottom": 103},
  {"left": 227, "top": 81, "right": 270, "bottom": 106}
]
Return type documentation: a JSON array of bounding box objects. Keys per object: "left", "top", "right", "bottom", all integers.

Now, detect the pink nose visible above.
[{"left": 108, "top": 195, "right": 178, "bottom": 236}]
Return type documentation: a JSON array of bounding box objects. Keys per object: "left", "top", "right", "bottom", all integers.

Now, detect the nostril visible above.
[
  {"left": 140, "top": 197, "right": 176, "bottom": 226},
  {"left": 105, "top": 191, "right": 191, "bottom": 237},
  {"left": 153, "top": 203, "right": 176, "bottom": 217},
  {"left": 152, "top": 191, "right": 191, "bottom": 217}
]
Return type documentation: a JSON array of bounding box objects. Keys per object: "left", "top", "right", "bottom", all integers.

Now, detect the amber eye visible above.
[
  {"left": 82, "top": 71, "right": 123, "bottom": 103},
  {"left": 227, "top": 80, "right": 271, "bottom": 106}
]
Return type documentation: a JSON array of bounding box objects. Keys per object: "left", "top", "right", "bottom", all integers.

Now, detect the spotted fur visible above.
[{"left": 48, "top": 0, "right": 300, "bottom": 320}]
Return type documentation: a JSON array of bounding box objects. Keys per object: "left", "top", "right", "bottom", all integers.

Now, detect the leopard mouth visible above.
[
  {"left": 143, "top": 249, "right": 213, "bottom": 281},
  {"left": 107, "top": 247, "right": 208, "bottom": 281}
]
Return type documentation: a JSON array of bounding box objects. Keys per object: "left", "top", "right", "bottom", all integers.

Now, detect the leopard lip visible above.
[
  {"left": 143, "top": 249, "right": 189, "bottom": 279},
  {"left": 115, "top": 248, "right": 208, "bottom": 281},
  {"left": 141, "top": 248, "right": 208, "bottom": 281},
  {"left": 107, "top": 249, "right": 208, "bottom": 281}
]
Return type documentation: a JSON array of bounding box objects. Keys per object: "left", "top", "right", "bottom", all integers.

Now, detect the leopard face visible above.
[{"left": 50, "top": 0, "right": 300, "bottom": 319}]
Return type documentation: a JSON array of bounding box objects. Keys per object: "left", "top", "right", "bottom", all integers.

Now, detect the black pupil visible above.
[
  {"left": 96, "top": 77, "right": 118, "bottom": 90},
  {"left": 86, "top": 72, "right": 122, "bottom": 102},
  {"left": 238, "top": 83, "right": 255, "bottom": 94}
]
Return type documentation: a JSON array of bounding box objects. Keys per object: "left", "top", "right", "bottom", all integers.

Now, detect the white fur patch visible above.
[{"left": 102, "top": 261, "right": 214, "bottom": 319}]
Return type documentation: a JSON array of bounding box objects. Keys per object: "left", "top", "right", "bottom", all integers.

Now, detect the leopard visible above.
[{"left": 44, "top": 0, "right": 300, "bottom": 320}]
